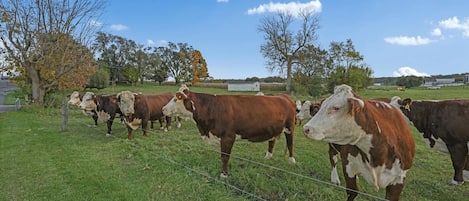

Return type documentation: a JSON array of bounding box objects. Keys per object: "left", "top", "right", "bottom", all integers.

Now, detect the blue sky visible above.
[{"left": 100, "top": 0, "right": 469, "bottom": 79}]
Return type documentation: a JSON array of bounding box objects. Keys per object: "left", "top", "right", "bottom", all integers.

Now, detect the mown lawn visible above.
[{"left": 1, "top": 84, "right": 469, "bottom": 201}]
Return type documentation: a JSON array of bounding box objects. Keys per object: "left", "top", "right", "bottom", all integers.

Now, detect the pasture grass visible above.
[{"left": 1, "top": 84, "right": 469, "bottom": 201}]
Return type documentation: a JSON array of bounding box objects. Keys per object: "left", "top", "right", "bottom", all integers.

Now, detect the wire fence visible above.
[{"left": 67, "top": 111, "right": 388, "bottom": 201}]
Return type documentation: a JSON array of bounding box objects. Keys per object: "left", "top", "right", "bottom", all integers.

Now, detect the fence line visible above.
[{"left": 70, "top": 116, "right": 387, "bottom": 201}]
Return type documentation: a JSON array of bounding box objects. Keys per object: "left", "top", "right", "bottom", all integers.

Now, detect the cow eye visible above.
[{"left": 329, "top": 106, "right": 340, "bottom": 113}]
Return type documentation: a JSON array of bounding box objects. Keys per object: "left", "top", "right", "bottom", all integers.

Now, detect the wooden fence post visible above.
[{"left": 62, "top": 99, "right": 68, "bottom": 132}]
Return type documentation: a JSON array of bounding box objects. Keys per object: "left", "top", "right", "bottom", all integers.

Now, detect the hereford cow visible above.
[
  {"left": 164, "top": 86, "right": 297, "bottom": 178},
  {"left": 117, "top": 91, "right": 173, "bottom": 140},
  {"left": 398, "top": 98, "right": 469, "bottom": 185},
  {"left": 303, "top": 85, "right": 415, "bottom": 201},
  {"left": 68, "top": 91, "right": 99, "bottom": 128},
  {"left": 78, "top": 92, "right": 123, "bottom": 136},
  {"left": 296, "top": 101, "right": 321, "bottom": 125}
]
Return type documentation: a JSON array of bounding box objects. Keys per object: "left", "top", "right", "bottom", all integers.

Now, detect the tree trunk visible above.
[
  {"left": 286, "top": 58, "right": 293, "bottom": 94},
  {"left": 29, "top": 69, "right": 46, "bottom": 104}
]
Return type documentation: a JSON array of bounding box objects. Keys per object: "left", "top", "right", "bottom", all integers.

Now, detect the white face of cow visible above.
[
  {"left": 162, "top": 93, "right": 193, "bottom": 119},
  {"left": 117, "top": 91, "right": 137, "bottom": 116},
  {"left": 303, "top": 85, "right": 367, "bottom": 145},
  {"left": 78, "top": 92, "right": 97, "bottom": 111},
  {"left": 296, "top": 100, "right": 312, "bottom": 120},
  {"left": 68, "top": 91, "right": 81, "bottom": 106}
]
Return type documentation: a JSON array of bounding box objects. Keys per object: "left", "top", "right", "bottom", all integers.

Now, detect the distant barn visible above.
[{"left": 227, "top": 81, "right": 260, "bottom": 92}]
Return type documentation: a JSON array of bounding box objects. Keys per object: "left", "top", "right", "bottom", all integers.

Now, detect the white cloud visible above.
[
  {"left": 431, "top": 28, "right": 441, "bottom": 36},
  {"left": 384, "top": 35, "right": 432, "bottom": 46},
  {"left": 110, "top": 24, "right": 128, "bottom": 31},
  {"left": 158, "top": 40, "right": 168, "bottom": 46},
  {"left": 216, "top": 0, "right": 228, "bottom": 3},
  {"left": 88, "top": 20, "right": 103, "bottom": 27},
  {"left": 393, "top": 67, "right": 429, "bottom": 77},
  {"left": 247, "top": 0, "right": 322, "bottom": 18},
  {"left": 147, "top": 40, "right": 155, "bottom": 46},
  {"left": 439, "top": 16, "right": 469, "bottom": 37}
]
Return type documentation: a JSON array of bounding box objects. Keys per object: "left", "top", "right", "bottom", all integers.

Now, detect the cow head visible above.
[
  {"left": 116, "top": 90, "right": 139, "bottom": 116},
  {"left": 296, "top": 101, "right": 313, "bottom": 120},
  {"left": 162, "top": 93, "right": 193, "bottom": 117},
  {"left": 78, "top": 92, "right": 97, "bottom": 111},
  {"left": 303, "top": 84, "right": 367, "bottom": 145},
  {"left": 67, "top": 91, "right": 82, "bottom": 106}
]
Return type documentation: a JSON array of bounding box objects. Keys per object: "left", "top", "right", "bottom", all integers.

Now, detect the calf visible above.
[
  {"left": 303, "top": 85, "right": 415, "bottom": 201},
  {"left": 164, "top": 86, "right": 297, "bottom": 178},
  {"left": 117, "top": 91, "right": 173, "bottom": 140},
  {"left": 78, "top": 92, "right": 123, "bottom": 136},
  {"left": 399, "top": 98, "right": 469, "bottom": 185}
]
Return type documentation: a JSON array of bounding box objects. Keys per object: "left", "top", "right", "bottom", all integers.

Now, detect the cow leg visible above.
[
  {"left": 158, "top": 118, "right": 164, "bottom": 130},
  {"left": 283, "top": 127, "right": 296, "bottom": 164},
  {"left": 447, "top": 142, "right": 468, "bottom": 184},
  {"left": 329, "top": 143, "right": 341, "bottom": 186},
  {"left": 142, "top": 120, "right": 149, "bottom": 137},
  {"left": 106, "top": 114, "right": 116, "bottom": 136},
  {"left": 176, "top": 116, "right": 182, "bottom": 128},
  {"left": 464, "top": 155, "right": 469, "bottom": 181},
  {"left": 340, "top": 152, "right": 359, "bottom": 201},
  {"left": 219, "top": 135, "right": 235, "bottom": 178},
  {"left": 265, "top": 140, "right": 275, "bottom": 160},
  {"left": 90, "top": 114, "right": 98, "bottom": 128},
  {"left": 164, "top": 116, "right": 171, "bottom": 131},
  {"left": 150, "top": 121, "right": 154, "bottom": 130},
  {"left": 126, "top": 126, "right": 133, "bottom": 140},
  {"left": 385, "top": 182, "right": 405, "bottom": 201}
]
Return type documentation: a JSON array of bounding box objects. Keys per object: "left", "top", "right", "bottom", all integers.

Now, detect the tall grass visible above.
[{"left": 1, "top": 84, "right": 469, "bottom": 200}]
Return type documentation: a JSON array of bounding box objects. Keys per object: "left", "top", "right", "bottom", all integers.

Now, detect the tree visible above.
[
  {"left": 326, "top": 39, "right": 372, "bottom": 92},
  {"left": 294, "top": 45, "right": 331, "bottom": 96},
  {"left": 93, "top": 32, "right": 139, "bottom": 84},
  {"left": 0, "top": 0, "right": 105, "bottom": 104},
  {"left": 156, "top": 42, "right": 194, "bottom": 84},
  {"left": 190, "top": 50, "right": 208, "bottom": 85},
  {"left": 123, "top": 65, "right": 139, "bottom": 85},
  {"left": 258, "top": 10, "right": 320, "bottom": 94},
  {"left": 396, "top": 76, "right": 423, "bottom": 88}
]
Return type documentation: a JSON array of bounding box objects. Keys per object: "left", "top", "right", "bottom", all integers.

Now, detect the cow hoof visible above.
[
  {"left": 106, "top": 133, "right": 112, "bottom": 137},
  {"left": 264, "top": 152, "right": 273, "bottom": 160},
  {"left": 88, "top": 125, "right": 97, "bottom": 128},
  {"left": 449, "top": 179, "right": 464, "bottom": 185},
  {"left": 220, "top": 173, "right": 228, "bottom": 178},
  {"left": 177, "top": 123, "right": 181, "bottom": 128},
  {"left": 289, "top": 157, "right": 297, "bottom": 164},
  {"left": 331, "top": 180, "right": 340, "bottom": 186}
]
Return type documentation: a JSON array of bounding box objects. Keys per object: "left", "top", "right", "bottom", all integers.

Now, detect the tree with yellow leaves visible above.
[
  {"left": 0, "top": 0, "right": 105, "bottom": 104},
  {"left": 191, "top": 50, "right": 208, "bottom": 85}
]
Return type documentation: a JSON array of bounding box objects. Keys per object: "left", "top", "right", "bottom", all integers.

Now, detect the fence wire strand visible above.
[{"left": 69, "top": 114, "right": 388, "bottom": 201}]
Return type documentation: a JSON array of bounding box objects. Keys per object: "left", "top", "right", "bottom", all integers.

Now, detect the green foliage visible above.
[
  {"left": 88, "top": 67, "right": 110, "bottom": 89},
  {"left": 124, "top": 65, "right": 140, "bottom": 85},
  {"left": 396, "top": 76, "right": 424, "bottom": 88}
]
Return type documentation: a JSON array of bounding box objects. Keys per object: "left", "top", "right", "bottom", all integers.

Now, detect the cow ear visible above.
[
  {"left": 402, "top": 98, "right": 412, "bottom": 110},
  {"left": 182, "top": 88, "right": 190, "bottom": 96},
  {"left": 348, "top": 97, "right": 364, "bottom": 116}
]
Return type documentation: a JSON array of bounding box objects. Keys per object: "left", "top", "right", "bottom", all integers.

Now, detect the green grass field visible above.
[{"left": 1, "top": 84, "right": 469, "bottom": 201}]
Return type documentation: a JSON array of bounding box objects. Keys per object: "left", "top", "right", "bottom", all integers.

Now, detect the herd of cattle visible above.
[{"left": 67, "top": 84, "right": 469, "bottom": 201}]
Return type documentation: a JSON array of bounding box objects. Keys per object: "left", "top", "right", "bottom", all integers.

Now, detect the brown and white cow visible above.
[
  {"left": 78, "top": 92, "right": 123, "bottom": 136},
  {"left": 117, "top": 91, "right": 173, "bottom": 140},
  {"left": 68, "top": 91, "right": 99, "bottom": 128},
  {"left": 164, "top": 86, "right": 297, "bottom": 178},
  {"left": 303, "top": 85, "right": 415, "bottom": 201},
  {"left": 296, "top": 100, "right": 321, "bottom": 125},
  {"left": 398, "top": 98, "right": 469, "bottom": 185}
]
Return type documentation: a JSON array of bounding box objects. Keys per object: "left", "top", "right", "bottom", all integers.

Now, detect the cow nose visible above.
[{"left": 303, "top": 127, "right": 310, "bottom": 135}]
